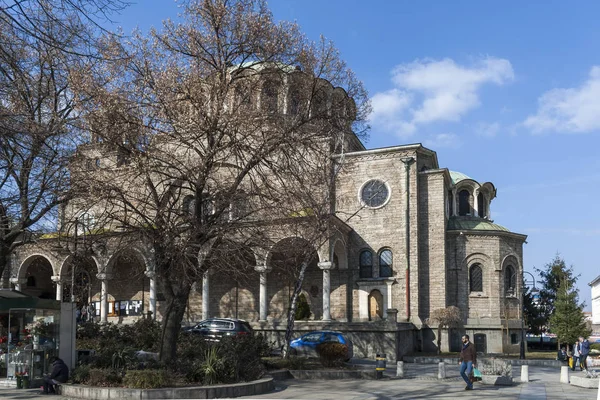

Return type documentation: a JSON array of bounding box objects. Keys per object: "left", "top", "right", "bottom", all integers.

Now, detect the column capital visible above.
[
  {"left": 51, "top": 275, "right": 63, "bottom": 283},
  {"left": 96, "top": 273, "right": 113, "bottom": 281},
  {"left": 318, "top": 261, "right": 333, "bottom": 270},
  {"left": 254, "top": 265, "right": 272, "bottom": 273},
  {"left": 144, "top": 270, "right": 156, "bottom": 279},
  {"left": 10, "top": 277, "right": 26, "bottom": 285}
]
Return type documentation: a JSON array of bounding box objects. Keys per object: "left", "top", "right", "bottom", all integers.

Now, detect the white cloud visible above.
[
  {"left": 370, "top": 89, "right": 415, "bottom": 136},
  {"left": 369, "top": 56, "right": 514, "bottom": 137},
  {"left": 524, "top": 66, "right": 600, "bottom": 134},
  {"left": 423, "top": 133, "right": 461, "bottom": 149},
  {"left": 475, "top": 121, "right": 501, "bottom": 137}
]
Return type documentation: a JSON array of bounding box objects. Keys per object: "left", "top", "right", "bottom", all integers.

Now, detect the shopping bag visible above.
[
  {"left": 472, "top": 367, "right": 482, "bottom": 381},
  {"left": 569, "top": 358, "right": 574, "bottom": 369}
]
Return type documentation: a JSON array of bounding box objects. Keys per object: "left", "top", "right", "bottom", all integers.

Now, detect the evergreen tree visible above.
[
  {"left": 548, "top": 279, "right": 590, "bottom": 347},
  {"left": 536, "top": 255, "right": 578, "bottom": 334}
]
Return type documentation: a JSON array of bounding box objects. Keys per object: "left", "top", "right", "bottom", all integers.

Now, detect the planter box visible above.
[{"left": 481, "top": 375, "right": 513, "bottom": 386}]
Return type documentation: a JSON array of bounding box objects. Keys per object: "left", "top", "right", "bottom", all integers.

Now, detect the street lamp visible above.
[{"left": 520, "top": 270, "right": 539, "bottom": 359}]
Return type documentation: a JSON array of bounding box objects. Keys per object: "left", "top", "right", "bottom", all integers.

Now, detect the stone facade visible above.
[{"left": 5, "top": 137, "right": 527, "bottom": 358}]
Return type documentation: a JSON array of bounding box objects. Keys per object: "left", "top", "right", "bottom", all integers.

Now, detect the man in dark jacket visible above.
[
  {"left": 42, "top": 357, "right": 69, "bottom": 394},
  {"left": 459, "top": 335, "right": 477, "bottom": 390},
  {"left": 579, "top": 336, "right": 590, "bottom": 372}
]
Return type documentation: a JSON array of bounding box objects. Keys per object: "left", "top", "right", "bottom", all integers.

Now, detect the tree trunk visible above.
[
  {"left": 159, "top": 283, "right": 192, "bottom": 363},
  {"left": 437, "top": 325, "right": 442, "bottom": 355},
  {"left": 283, "top": 261, "right": 308, "bottom": 358}
]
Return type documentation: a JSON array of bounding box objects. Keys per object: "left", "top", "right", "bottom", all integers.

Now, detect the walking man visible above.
[
  {"left": 572, "top": 340, "right": 581, "bottom": 371},
  {"left": 459, "top": 334, "right": 477, "bottom": 390},
  {"left": 579, "top": 336, "right": 590, "bottom": 372}
]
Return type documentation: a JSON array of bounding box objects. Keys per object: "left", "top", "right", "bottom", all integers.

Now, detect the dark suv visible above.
[{"left": 182, "top": 318, "right": 253, "bottom": 341}]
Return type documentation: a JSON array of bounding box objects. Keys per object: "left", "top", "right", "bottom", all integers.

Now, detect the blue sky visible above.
[{"left": 112, "top": 1, "right": 600, "bottom": 310}]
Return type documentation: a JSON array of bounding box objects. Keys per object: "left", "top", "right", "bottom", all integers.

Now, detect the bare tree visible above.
[
  {"left": 0, "top": 0, "right": 130, "bottom": 56},
  {"left": 0, "top": 0, "right": 130, "bottom": 285},
  {"left": 71, "top": 0, "right": 369, "bottom": 362},
  {"left": 427, "top": 306, "right": 462, "bottom": 355}
]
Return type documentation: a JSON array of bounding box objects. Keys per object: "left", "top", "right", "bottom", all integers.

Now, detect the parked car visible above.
[
  {"left": 289, "top": 330, "right": 353, "bottom": 360},
  {"left": 182, "top": 318, "right": 253, "bottom": 341}
]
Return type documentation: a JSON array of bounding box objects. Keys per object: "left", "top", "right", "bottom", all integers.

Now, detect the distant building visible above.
[{"left": 590, "top": 276, "right": 600, "bottom": 333}]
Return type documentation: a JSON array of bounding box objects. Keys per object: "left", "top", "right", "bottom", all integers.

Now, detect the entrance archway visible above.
[
  {"left": 267, "top": 237, "right": 320, "bottom": 320},
  {"left": 19, "top": 255, "right": 55, "bottom": 299},
  {"left": 368, "top": 289, "right": 383, "bottom": 321}
]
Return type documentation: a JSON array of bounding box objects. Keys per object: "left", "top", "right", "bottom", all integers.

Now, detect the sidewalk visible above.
[
  {"left": 1, "top": 364, "right": 598, "bottom": 399},
  {"left": 248, "top": 364, "right": 599, "bottom": 400}
]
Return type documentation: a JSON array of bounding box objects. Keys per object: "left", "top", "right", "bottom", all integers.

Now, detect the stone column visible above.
[
  {"left": 202, "top": 270, "right": 210, "bottom": 320},
  {"left": 473, "top": 188, "right": 479, "bottom": 217},
  {"left": 318, "top": 261, "right": 333, "bottom": 321},
  {"left": 96, "top": 273, "right": 112, "bottom": 323},
  {"left": 10, "top": 277, "right": 26, "bottom": 291},
  {"left": 145, "top": 271, "right": 157, "bottom": 319},
  {"left": 386, "top": 280, "right": 394, "bottom": 318},
  {"left": 51, "top": 276, "right": 63, "bottom": 302},
  {"left": 254, "top": 265, "right": 271, "bottom": 321},
  {"left": 452, "top": 189, "right": 458, "bottom": 217}
]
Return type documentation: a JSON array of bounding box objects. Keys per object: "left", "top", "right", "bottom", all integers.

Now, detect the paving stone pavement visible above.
[
  {"left": 248, "top": 365, "right": 600, "bottom": 400},
  {"left": 0, "top": 365, "right": 598, "bottom": 399}
]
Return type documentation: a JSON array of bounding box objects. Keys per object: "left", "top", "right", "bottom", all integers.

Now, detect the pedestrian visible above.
[
  {"left": 458, "top": 334, "right": 477, "bottom": 391},
  {"left": 572, "top": 340, "right": 581, "bottom": 371},
  {"left": 557, "top": 346, "right": 568, "bottom": 364},
  {"left": 579, "top": 336, "right": 590, "bottom": 372},
  {"left": 87, "top": 303, "right": 95, "bottom": 322},
  {"left": 41, "top": 356, "right": 69, "bottom": 395}
]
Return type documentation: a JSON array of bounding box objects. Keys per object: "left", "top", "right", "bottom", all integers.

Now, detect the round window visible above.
[{"left": 360, "top": 179, "right": 389, "bottom": 208}]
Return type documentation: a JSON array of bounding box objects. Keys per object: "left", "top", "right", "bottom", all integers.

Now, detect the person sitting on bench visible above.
[{"left": 42, "top": 357, "right": 69, "bottom": 395}]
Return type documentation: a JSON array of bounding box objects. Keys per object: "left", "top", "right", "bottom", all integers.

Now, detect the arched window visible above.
[
  {"left": 478, "top": 193, "right": 485, "bottom": 218},
  {"left": 505, "top": 265, "right": 516, "bottom": 296},
  {"left": 182, "top": 195, "right": 195, "bottom": 216},
  {"left": 359, "top": 250, "right": 373, "bottom": 278},
  {"left": 261, "top": 82, "right": 278, "bottom": 113},
  {"left": 288, "top": 87, "right": 301, "bottom": 115},
  {"left": 235, "top": 85, "right": 252, "bottom": 111},
  {"left": 77, "top": 212, "right": 95, "bottom": 235},
  {"left": 379, "top": 249, "right": 393, "bottom": 278},
  {"left": 459, "top": 190, "right": 471, "bottom": 216},
  {"left": 311, "top": 87, "right": 328, "bottom": 118},
  {"left": 469, "top": 263, "right": 483, "bottom": 292}
]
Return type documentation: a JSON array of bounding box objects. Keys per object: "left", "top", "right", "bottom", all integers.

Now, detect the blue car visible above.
[{"left": 289, "top": 331, "right": 353, "bottom": 360}]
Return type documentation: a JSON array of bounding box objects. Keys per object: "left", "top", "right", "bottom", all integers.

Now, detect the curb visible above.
[{"left": 60, "top": 377, "right": 275, "bottom": 399}]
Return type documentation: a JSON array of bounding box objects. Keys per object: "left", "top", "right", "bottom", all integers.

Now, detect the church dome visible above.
[{"left": 449, "top": 170, "right": 473, "bottom": 185}]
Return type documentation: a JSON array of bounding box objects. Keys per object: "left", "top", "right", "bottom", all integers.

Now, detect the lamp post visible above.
[{"left": 520, "top": 271, "right": 538, "bottom": 359}]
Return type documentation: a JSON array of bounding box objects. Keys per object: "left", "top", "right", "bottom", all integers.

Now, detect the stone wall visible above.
[
  {"left": 254, "top": 321, "right": 416, "bottom": 361},
  {"left": 417, "top": 169, "right": 448, "bottom": 321},
  {"left": 335, "top": 147, "right": 422, "bottom": 322}
]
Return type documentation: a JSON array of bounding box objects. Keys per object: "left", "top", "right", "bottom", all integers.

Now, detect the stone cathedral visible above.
[{"left": 4, "top": 69, "right": 526, "bottom": 359}]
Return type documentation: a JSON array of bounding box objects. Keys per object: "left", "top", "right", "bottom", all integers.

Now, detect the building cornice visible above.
[{"left": 447, "top": 229, "right": 528, "bottom": 242}]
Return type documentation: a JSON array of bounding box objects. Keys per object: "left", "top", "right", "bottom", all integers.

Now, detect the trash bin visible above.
[{"left": 376, "top": 353, "right": 386, "bottom": 379}]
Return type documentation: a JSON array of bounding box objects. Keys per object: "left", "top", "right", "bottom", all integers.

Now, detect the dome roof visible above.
[
  {"left": 447, "top": 217, "right": 509, "bottom": 232},
  {"left": 449, "top": 171, "right": 473, "bottom": 185}
]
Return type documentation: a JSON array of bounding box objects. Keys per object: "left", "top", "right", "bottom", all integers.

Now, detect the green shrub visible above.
[
  {"left": 590, "top": 343, "right": 600, "bottom": 351},
  {"left": 123, "top": 369, "right": 173, "bottom": 389},
  {"left": 217, "top": 335, "right": 267, "bottom": 383},
  {"left": 112, "top": 348, "right": 134, "bottom": 371},
  {"left": 316, "top": 343, "right": 348, "bottom": 367},
  {"left": 70, "top": 365, "right": 91, "bottom": 384},
  {"left": 295, "top": 294, "right": 311, "bottom": 320},
  {"left": 87, "top": 368, "right": 123, "bottom": 387}
]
